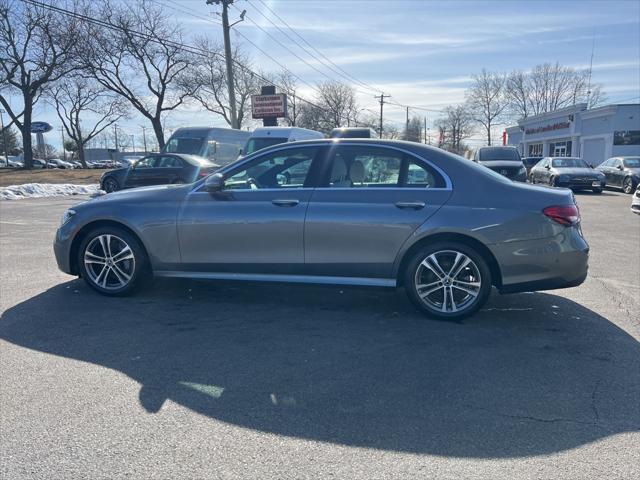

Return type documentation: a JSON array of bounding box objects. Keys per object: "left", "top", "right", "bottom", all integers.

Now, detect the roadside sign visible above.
[
  {"left": 30, "top": 121, "right": 53, "bottom": 133},
  {"left": 251, "top": 94, "right": 287, "bottom": 119}
]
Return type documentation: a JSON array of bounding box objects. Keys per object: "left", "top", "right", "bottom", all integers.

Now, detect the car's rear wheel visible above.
[
  {"left": 404, "top": 242, "right": 492, "bottom": 321},
  {"left": 102, "top": 176, "right": 120, "bottom": 193},
  {"left": 623, "top": 176, "right": 635, "bottom": 194},
  {"left": 592, "top": 187, "right": 602, "bottom": 194},
  {"left": 78, "top": 227, "right": 148, "bottom": 296}
]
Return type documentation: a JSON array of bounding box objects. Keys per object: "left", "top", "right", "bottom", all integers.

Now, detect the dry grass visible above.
[{"left": 0, "top": 168, "right": 110, "bottom": 187}]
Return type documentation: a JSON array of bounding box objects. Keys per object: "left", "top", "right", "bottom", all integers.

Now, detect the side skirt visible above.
[{"left": 154, "top": 271, "right": 397, "bottom": 288}]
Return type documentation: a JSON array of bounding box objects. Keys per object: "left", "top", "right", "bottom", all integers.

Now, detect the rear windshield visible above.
[
  {"left": 623, "top": 157, "right": 640, "bottom": 168},
  {"left": 245, "top": 137, "right": 287, "bottom": 155},
  {"left": 478, "top": 148, "right": 520, "bottom": 161},
  {"left": 552, "top": 158, "right": 588, "bottom": 168}
]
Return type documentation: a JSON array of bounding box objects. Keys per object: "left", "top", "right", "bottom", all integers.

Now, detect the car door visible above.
[
  {"left": 124, "top": 155, "right": 161, "bottom": 188},
  {"left": 597, "top": 159, "right": 611, "bottom": 185},
  {"left": 155, "top": 155, "right": 186, "bottom": 184},
  {"left": 533, "top": 159, "right": 547, "bottom": 183},
  {"left": 176, "top": 145, "right": 323, "bottom": 273},
  {"left": 610, "top": 158, "right": 624, "bottom": 187},
  {"left": 304, "top": 144, "right": 452, "bottom": 280}
]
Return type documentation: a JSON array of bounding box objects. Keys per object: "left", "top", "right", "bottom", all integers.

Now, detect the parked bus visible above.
[{"left": 163, "top": 127, "right": 250, "bottom": 166}]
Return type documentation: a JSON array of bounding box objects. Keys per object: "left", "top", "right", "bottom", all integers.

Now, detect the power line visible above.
[{"left": 247, "top": 0, "right": 382, "bottom": 96}]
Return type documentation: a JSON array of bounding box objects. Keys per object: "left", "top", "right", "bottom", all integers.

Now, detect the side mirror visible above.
[
  {"left": 205, "top": 172, "right": 225, "bottom": 193},
  {"left": 617, "top": 165, "right": 624, "bottom": 170},
  {"left": 545, "top": 165, "right": 550, "bottom": 169},
  {"left": 238, "top": 148, "right": 243, "bottom": 155},
  {"left": 205, "top": 172, "right": 225, "bottom": 192}
]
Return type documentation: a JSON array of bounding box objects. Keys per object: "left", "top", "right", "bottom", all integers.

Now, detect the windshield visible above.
[
  {"left": 552, "top": 158, "right": 588, "bottom": 168},
  {"left": 623, "top": 157, "right": 640, "bottom": 168},
  {"left": 244, "top": 137, "right": 287, "bottom": 155},
  {"left": 478, "top": 148, "right": 520, "bottom": 161},
  {"left": 165, "top": 137, "right": 205, "bottom": 155}
]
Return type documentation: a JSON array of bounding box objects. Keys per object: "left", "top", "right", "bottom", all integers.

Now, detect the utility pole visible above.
[
  {"left": 141, "top": 126, "right": 148, "bottom": 153},
  {"left": 59, "top": 127, "right": 66, "bottom": 162},
  {"left": 113, "top": 124, "right": 119, "bottom": 151},
  {"left": 130, "top": 135, "right": 135, "bottom": 153},
  {"left": 0, "top": 109, "right": 8, "bottom": 166},
  {"left": 374, "top": 93, "right": 390, "bottom": 138},
  {"left": 207, "top": 0, "right": 245, "bottom": 129},
  {"left": 405, "top": 106, "right": 409, "bottom": 140},
  {"left": 424, "top": 117, "right": 427, "bottom": 144}
]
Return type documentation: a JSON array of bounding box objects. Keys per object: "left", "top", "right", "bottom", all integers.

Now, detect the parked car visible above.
[
  {"left": 530, "top": 157, "right": 605, "bottom": 193},
  {"left": 99, "top": 153, "right": 219, "bottom": 193},
  {"left": 330, "top": 127, "right": 377, "bottom": 138},
  {"left": 473, "top": 146, "right": 527, "bottom": 182},
  {"left": 596, "top": 156, "right": 640, "bottom": 194},
  {"left": 163, "top": 127, "right": 250, "bottom": 166},
  {"left": 32, "top": 158, "right": 46, "bottom": 169},
  {"left": 242, "top": 127, "right": 324, "bottom": 157},
  {"left": 120, "top": 155, "right": 144, "bottom": 167},
  {"left": 89, "top": 160, "right": 119, "bottom": 169},
  {"left": 55, "top": 139, "right": 589, "bottom": 321},
  {"left": 522, "top": 156, "right": 543, "bottom": 175},
  {"left": 631, "top": 185, "right": 640, "bottom": 215},
  {"left": 46, "top": 158, "right": 75, "bottom": 169}
]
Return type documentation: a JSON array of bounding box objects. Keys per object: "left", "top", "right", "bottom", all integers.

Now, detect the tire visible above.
[
  {"left": 529, "top": 174, "right": 535, "bottom": 184},
  {"left": 592, "top": 187, "right": 602, "bottom": 194},
  {"left": 102, "top": 176, "right": 120, "bottom": 193},
  {"left": 403, "top": 242, "right": 492, "bottom": 321},
  {"left": 78, "top": 226, "right": 149, "bottom": 296},
  {"left": 549, "top": 176, "right": 556, "bottom": 187},
  {"left": 623, "top": 176, "right": 636, "bottom": 194}
]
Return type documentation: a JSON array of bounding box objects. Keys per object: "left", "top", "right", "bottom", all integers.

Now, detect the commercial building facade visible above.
[{"left": 506, "top": 103, "right": 640, "bottom": 166}]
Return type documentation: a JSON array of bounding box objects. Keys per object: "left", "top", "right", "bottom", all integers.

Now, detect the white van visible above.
[
  {"left": 242, "top": 127, "right": 324, "bottom": 157},
  {"left": 163, "top": 127, "right": 250, "bottom": 166}
]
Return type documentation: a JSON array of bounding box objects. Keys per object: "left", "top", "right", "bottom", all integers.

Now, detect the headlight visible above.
[{"left": 60, "top": 209, "right": 76, "bottom": 227}]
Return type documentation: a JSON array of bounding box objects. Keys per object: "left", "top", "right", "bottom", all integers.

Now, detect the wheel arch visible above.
[
  {"left": 395, "top": 232, "right": 503, "bottom": 288},
  {"left": 69, "top": 219, "right": 151, "bottom": 276}
]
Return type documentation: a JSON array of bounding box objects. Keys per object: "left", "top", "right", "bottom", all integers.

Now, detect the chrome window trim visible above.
[{"left": 189, "top": 141, "right": 454, "bottom": 194}]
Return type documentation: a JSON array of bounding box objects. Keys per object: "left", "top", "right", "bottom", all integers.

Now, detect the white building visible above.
[{"left": 506, "top": 103, "right": 640, "bottom": 166}]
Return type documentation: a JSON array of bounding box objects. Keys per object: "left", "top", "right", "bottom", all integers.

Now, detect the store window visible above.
[
  {"left": 549, "top": 141, "right": 572, "bottom": 157},
  {"left": 528, "top": 143, "right": 543, "bottom": 156},
  {"left": 613, "top": 131, "right": 640, "bottom": 146}
]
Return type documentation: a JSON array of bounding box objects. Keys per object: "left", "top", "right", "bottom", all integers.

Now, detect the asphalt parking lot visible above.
[{"left": 1, "top": 190, "right": 638, "bottom": 479}]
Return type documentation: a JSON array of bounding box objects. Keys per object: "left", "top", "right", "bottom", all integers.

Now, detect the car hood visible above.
[
  {"left": 82, "top": 183, "right": 190, "bottom": 209},
  {"left": 478, "top": 160, "right": 523, "bottom": 169},
  {"left": 625, "top": 167, "right": 640, "bottom": 175},
  {"left": 554, "top": 168, "right": 601, "bottom": 176}
]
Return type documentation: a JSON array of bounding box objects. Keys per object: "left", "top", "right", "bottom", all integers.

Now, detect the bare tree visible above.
[
  {"left": 80, "top": 0, "right": 194, "bottom": 149},
  {"left": 466, "top": 69, "right": 507, "bottom": 145},
  {"left": 184, "top": 37, "right": 260, "bottom": 129},
  {"left": 317, "top": 81, "right": 357, "bottom": 130},
  {"left": 506, "top": 63, "right": 607, "bottom": 119},
  {"left": 0, "top": 0, "right": 79, "bottom": 168},
  {"left": 47, "top": 76, "right": 128, "bottom": 166},
  {"left": 435, "top": 105, "right": 474, "bottom": 154},
  {"left": 278, "top": 70, "right": 300, "bottom": 127},
  {"left": 404, "top": 116, "right": 422, "bottom": 142}
]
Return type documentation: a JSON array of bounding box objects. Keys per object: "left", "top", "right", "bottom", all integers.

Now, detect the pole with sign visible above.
[{"left": 252, "top": 86, "right": 287, "bottom": 127}]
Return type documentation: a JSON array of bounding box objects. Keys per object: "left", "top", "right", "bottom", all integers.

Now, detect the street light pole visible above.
[{"left": 0, "top": 109, "right": 8, "bottom": 166}]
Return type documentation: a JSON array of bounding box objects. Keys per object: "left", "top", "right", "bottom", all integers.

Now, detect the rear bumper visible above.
[{"left": 490, "top": 226, "right": 589, "bottom": 294}]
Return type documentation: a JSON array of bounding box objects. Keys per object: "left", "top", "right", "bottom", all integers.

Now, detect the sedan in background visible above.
[
  {"left": 55, "top": 139, "right": 589, "bottom": 321},
  {"left": 530, "top": 157, "right": 605, "bottom": 193},
  {"left": 596, "top": 156, "right": 640, "bottom": 194},
  {"left": 522, "top": 156, "right": 543, "bottom": 175},
  {"left": 473, "top": 146, "right": 527, "bottom": 182},
  {"left": 100, "top": 153, "right": 219, "bottom": 193}
]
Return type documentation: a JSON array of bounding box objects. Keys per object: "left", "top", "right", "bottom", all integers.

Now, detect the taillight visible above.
[
  {"left": 543, "top": 205, "right": 580, "bottom": 226},
  {"left": 199, "top": 169, "right": 211, "bottom": 178}
]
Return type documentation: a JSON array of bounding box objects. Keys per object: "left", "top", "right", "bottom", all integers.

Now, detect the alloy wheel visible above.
[
  {"left": 623, "top": 177, "right": 634, "bottom": 194},
  {"left": 414, "top": 250, "right": 482, "bottom": 313},
  {"left": 103, "top": 178, "right": 119, "bottom": 193},
  {"left": 84, "top": 234, "right": 135, "bottom": 290}
]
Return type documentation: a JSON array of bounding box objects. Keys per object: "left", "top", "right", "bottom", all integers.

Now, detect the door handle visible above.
[
  {"left": 395, "top": 201, "right": 426, "bottom": 210},
  {"left": 272, "top": 199, "right": 300, "bottom": 207}
]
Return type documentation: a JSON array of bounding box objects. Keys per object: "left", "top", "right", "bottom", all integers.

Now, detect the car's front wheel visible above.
[
  {"left": 623, "top": 176, "right": 636, "bottom": 194},
  {"left": 102, "top": 176, "right": 120, "bottom": 193},
  {"left": 78, "top": 227, "right": 148, "bottom": 296},
  {"left": 404, "top": 242, "right": 492, "bottom": 321}
]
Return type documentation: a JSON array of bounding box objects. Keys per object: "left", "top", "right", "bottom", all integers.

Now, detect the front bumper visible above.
[
  {"left": 491, "top": 226, "right": 589, "bottom": 294},
  {"left": 53, "top": 222, "right": 77, "bottom": 275},
  {"left": 556, "top": 178, "right": 605, "bottom": 189}
]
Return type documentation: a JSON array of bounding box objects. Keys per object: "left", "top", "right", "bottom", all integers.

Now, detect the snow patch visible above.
[{"left": 0, "top": 183, "right": 101, "bottom": 200}]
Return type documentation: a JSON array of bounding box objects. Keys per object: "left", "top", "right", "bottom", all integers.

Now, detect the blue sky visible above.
[{"left": 17, "top": 0, "right": 640, "bottom": 148}]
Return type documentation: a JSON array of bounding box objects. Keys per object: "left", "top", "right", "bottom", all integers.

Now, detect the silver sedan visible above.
[{"left": 54, "top": 139, "right": 589, "bottom": 320}]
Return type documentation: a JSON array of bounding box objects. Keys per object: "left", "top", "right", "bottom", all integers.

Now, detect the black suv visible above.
[{"left": 473, "top": 146, "right": 527, "bottom": 182}]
